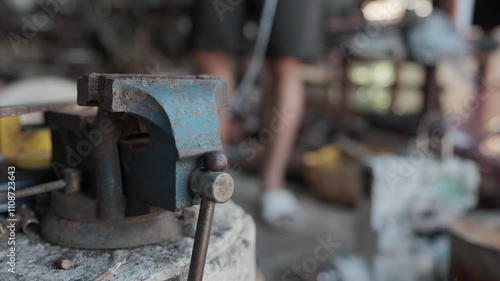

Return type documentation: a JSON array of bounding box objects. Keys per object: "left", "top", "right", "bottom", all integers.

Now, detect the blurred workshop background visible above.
[{"left": 1, "top": 0, "right": 500, "bottom": 281}]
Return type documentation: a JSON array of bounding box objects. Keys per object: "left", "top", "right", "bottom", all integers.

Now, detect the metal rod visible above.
[
  {"left": 0, "top": 180, "right": 66, "bottom": 201},
  {"left": 0, "top": 102, "right": 74, "bottom": 118},
  {"left": 187, "top": 199, "right": 216, "bottom": 281},
  {"left": 95, "top": 110, "right": 126, "bottom": 219}
]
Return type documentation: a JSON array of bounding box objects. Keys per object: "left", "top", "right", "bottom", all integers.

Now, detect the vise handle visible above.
[{"left": 187, "top": 151, "right": 234, "bottom": 281}]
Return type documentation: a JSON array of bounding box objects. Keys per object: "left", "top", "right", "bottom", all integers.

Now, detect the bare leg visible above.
[
  {"left": 192, "top": 50, "right": 240, "bottom": 145},
  {"left": 193, "top": 50, "right": 234, "bottom": 89},
  {"left": 260, "top": 57, "right": 305, "bottom": 191},
  {"left": 260, "top": 64, "right": 275, "bottom": 139}
]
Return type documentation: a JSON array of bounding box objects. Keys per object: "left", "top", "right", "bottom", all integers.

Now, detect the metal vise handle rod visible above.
[
  {"left": 187, "top": 198, "right": 216, "bottom": 281},
  {"left": 0, "top": 168, "right": 81, "bottom": 202},
  {"left": 187, "top": 152, "right": 234, "bottom": 281},
  {"left": 0, "top": 180, "right": 66, "bottom": 201}
]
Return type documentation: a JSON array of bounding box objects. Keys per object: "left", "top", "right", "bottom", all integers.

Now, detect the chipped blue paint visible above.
[{"left": 80, "top": 74, "right": 227, "bottom": 211}]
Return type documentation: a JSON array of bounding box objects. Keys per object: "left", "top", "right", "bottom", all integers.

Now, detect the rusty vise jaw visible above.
[{"left": 77, "top": 73, "right": 230, "bottom": 211}]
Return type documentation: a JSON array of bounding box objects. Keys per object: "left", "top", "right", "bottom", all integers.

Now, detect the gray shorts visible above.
[{"left": 191, "top": 0, "right": 324, "bottom": 62}]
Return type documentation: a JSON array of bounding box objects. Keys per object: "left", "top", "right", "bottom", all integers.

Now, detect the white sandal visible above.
[{"left": 261, "top": 189, "right": 303, "bottom": 231}]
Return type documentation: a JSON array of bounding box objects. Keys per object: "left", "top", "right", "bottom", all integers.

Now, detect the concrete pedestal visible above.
[{"left": 0, "top": 201, "right": 256, "bottom": 281}]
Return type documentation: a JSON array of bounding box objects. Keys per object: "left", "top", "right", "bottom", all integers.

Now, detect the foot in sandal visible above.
[{"left": 260, "top": 189, "right": 303, "bottom": 231}]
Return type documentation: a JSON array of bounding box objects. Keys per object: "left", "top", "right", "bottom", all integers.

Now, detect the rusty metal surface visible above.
[
  {"left": 44, "top": 108, "right": 97, "bottom": 130},
  {"left": 77, "top": 73, "right": 229, "bottom": 107},
  {"left": 35, "top": 73, "right": 227, "bottom": 249},
  {"left": 203, "top": 151, "right": 228, "bottom": 172},
  {"left": 0, "top": 74, "right": 236, "bottom": 279},
  {"left": 51, "top": 191, "right": 97, "bottom": 221},
  {"left": 449, "top": 211, "right": 500, "bottom": 281},
  {"left": 188, "top": 199, "right": 216, "bottom": 281},
  {"left": 189, "top": 169, "right": 234, "bottom": 204},
  {"left": 94, "top": 110, "right": 126, "bottom": 219},
  {"left": 78, "top": 73, "right": 227, "bottom": 211},
  {"left": 20, "top": 73, "right": 228, "bottom": 252},
  {"left": 0, "top": 180, "right": 66, "bottom": 202},
  {"left": 0, "top": 102, "right": 75, "bottom": 118},
  {"left": 42, "top": 107, "right": 173, "bottom": 248},
  {"left": 63, "top": 169, "right": 81, "bottom": 194},
  {"left": 187, "top": 151, "right": 233, "bottom": 281},
  {"left": 41, "top": 209, "right": 182, "bottom": 249},
  {"left": 18, "top": 205, "right": 40, "bottom": 236}
]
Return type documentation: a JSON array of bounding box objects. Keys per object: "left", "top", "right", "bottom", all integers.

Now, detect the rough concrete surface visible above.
[{"left": 0, "top": 200, "right": 256, "bottom": 281}]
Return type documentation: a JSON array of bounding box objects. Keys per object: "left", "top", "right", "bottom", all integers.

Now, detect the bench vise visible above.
[
  {"left": 39, "top": 73, "right": 232, "bottom": 249},
  {"left": 0, "top": 73, "right": 236, "bottom": 280}
]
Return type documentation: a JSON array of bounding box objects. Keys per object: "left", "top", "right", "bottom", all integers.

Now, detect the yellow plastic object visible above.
[
  {"left": 0, "top": 116, "right": 52, "bottom": 169},
  {"left": 303, "top": 145, "right": 342, "bottom": 167},
  {"left": 303, "top": 144, "right": 361, "bottom": 207}
]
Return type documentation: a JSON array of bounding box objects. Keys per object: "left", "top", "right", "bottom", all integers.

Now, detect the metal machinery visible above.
[{"left": 0, "top": 73, "right": 239, "bottom": 281}]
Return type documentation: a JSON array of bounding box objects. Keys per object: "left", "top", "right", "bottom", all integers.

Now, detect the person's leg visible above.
[
  {"left": 193, "top": 50, "right": 235, "bottom": 91},
  {"left": 260, "top": 57, "right": 304, "bottom": 190},
  {"left": 258, "top": 0, "right": 322, "bottom": 228},
  {"left": 190, "top": 0, "right": 249, "bottom": 145},
  {"left": 259, "top": 57, "right": 305, "bottom": 228},
  {"left": 193, "top": 50, "right": 246, "bottom": 146},
  {"left": 192, "top": 50, "right": 237, "bottom": 145}
]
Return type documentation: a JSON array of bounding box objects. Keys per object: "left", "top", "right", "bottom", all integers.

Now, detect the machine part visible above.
[
  {"left": 19, "top": 204, "right": 40, "bottom": 236},
  {"left": 0, "top": 205, "right": 41, "bottom": 236},
  {"left": 21, "top": 216, "right": 40, "bottom": 236},
  {"left": 78, "top": 73, "right": 227, "bottom": 211},
  {"left": 36, "top": 73, "right": 229, "bottom": 249},
  {"left": 202, "top": 151, "right": 228, "bottom": 172},
  {"left": 0, "top": 102, "right": 74, "bottom": 118},
  {"left": 62, "top": 169, "right": 80, "bottom": 194},
  {"left": 11, "top": 180, "right": 65, "bottom": 199},
  {"left": 189, "top": 169, "right": 234, "bottom": 204},
  {"left": 94, "top": 110, "right": 126, "bottom": 219},
  {"left": 41, "top": 209, "right": 182, "bottom": 249},
  {"left": 0, "top": 73, "right": 237, "bottom": 281},
  {"left": 0, "top": 180, "right": 66, "bottom": 202},
  {"left": 188, "top": 199, "right": 216, "bottom": 281},
  {"left": 50, "top": 190, "right": 97, "bottom": 221},
  {"left": 188, "top": 151, "right": 234, "bottom": 281},
  {"left": 449, "top": 211, "right": 500, "bottom": 281}
]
